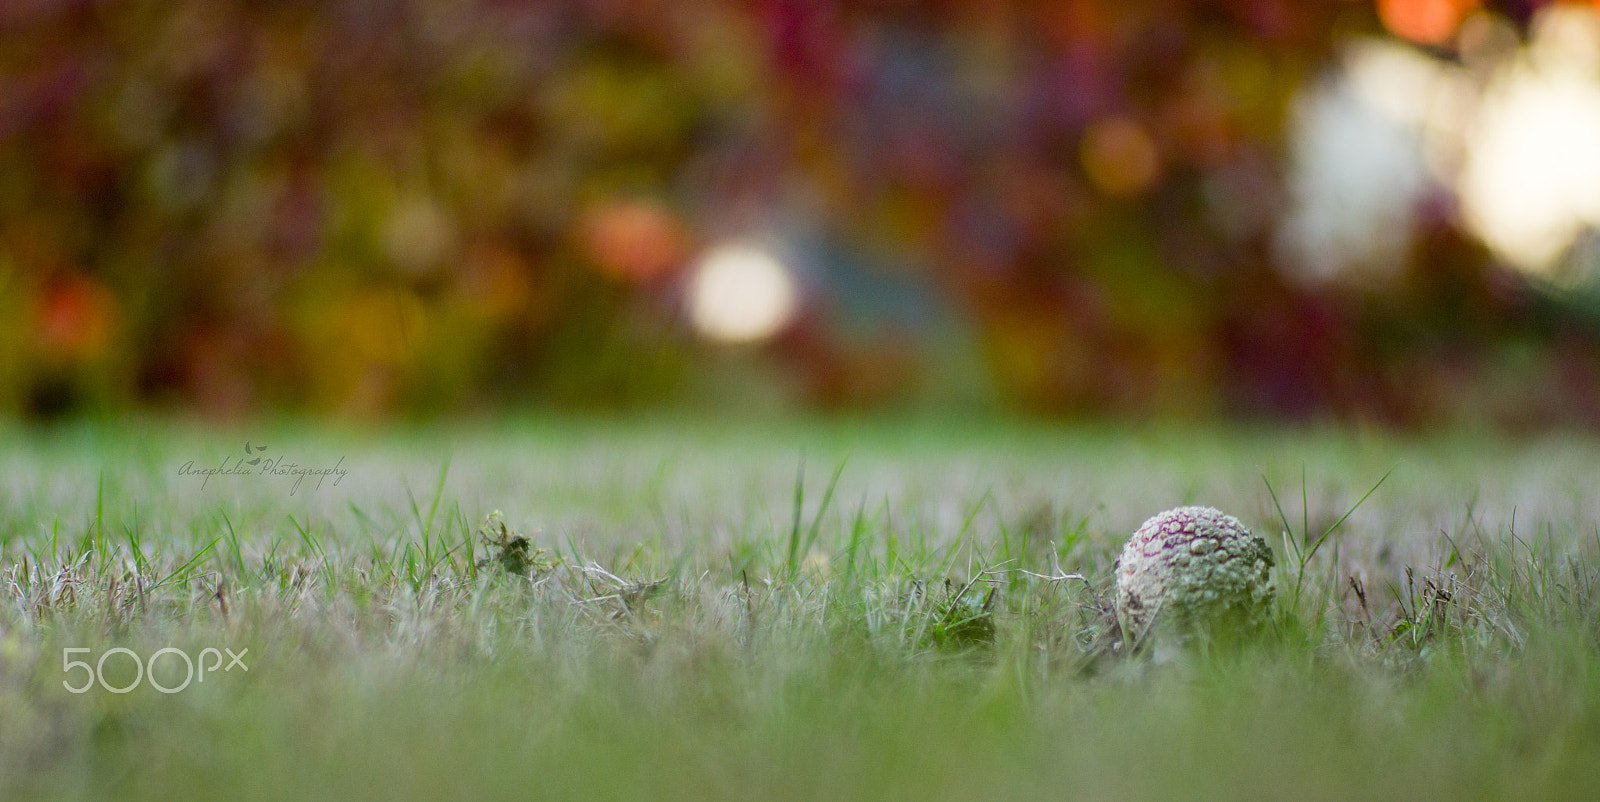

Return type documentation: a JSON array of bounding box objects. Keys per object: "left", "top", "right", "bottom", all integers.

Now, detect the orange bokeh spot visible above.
[
  {"left": 459, "top": 243, "right": 536, "bottom": 322},
  {"left": 36, "top": 276, "right": 117, "bottom": 361},
  {"left": 1080, "top": 116, "right": 1162, "bottom": 198},
  {"left": 1378, "top": 0, "right": 1479, "bottom": 46},
  {"left": 340, "top": 288, "right": 428, "bottom": 365},
  {"left": 578, "top": 199, "right": 687, "bottom": 282}
]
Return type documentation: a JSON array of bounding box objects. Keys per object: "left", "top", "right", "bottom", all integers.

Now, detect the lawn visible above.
[{"left": 2, "top": 418, "right": 1599, "bottom": 800}]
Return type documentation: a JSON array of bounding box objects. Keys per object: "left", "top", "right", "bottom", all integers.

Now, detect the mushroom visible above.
[{"left": 1116, "top": 506, "right": 1275, "bottom": 641}]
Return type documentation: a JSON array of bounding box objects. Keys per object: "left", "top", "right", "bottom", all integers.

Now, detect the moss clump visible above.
[{"left": 478, "top": 511, "right": 553, "bottom": 577}]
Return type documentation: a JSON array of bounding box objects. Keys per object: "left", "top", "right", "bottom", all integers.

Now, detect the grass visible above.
[{"left": 2, "top": 417, "right": 1600, "bottom": 799}]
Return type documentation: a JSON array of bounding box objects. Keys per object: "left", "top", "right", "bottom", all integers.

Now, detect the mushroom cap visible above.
[{"left": 1116, "top": 506, "right": 1275, "bottom": 639}]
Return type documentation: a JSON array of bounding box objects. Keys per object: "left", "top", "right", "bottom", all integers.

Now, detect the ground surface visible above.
[{"left": 2, "top": 418, "right": 1599, "bottom": 800}]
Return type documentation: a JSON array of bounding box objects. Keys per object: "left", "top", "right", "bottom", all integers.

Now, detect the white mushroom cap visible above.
[{"left": 1116, "top": 506, "right": 1275, "bottom": 640}]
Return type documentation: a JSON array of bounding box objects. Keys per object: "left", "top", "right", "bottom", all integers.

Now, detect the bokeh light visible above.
[
  {"left": 687, "top": 243, "right": 797, "bottom": 344},
  {"left": 1282, "top": 6, "right": 1600, "bottom": 283},
  {"left": 1458, "top": 6, "right": 1600, "bottom": 275},
  {"left": 383, "top": 197, "right": 458, "bottom": 276},
  {"left": 579, "top": 200, "right": 687, "bottom": 282},
  {"left": 1080, "top": 117, "right": 1161, "bottom": 198},
  {"left": 36, "top": 276, "right": 117, "bottom": 363},
  {"left": 1378, "top": 0, "right": 1478, "bottom": 46},
  {"left": 1277, "top": 41, "right": 1435, "bottom": 283}
]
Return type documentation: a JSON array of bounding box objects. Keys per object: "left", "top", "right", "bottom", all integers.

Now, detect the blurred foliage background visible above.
[{"left": 4, "top": 0, "right": 1600, "bottom": 426}]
